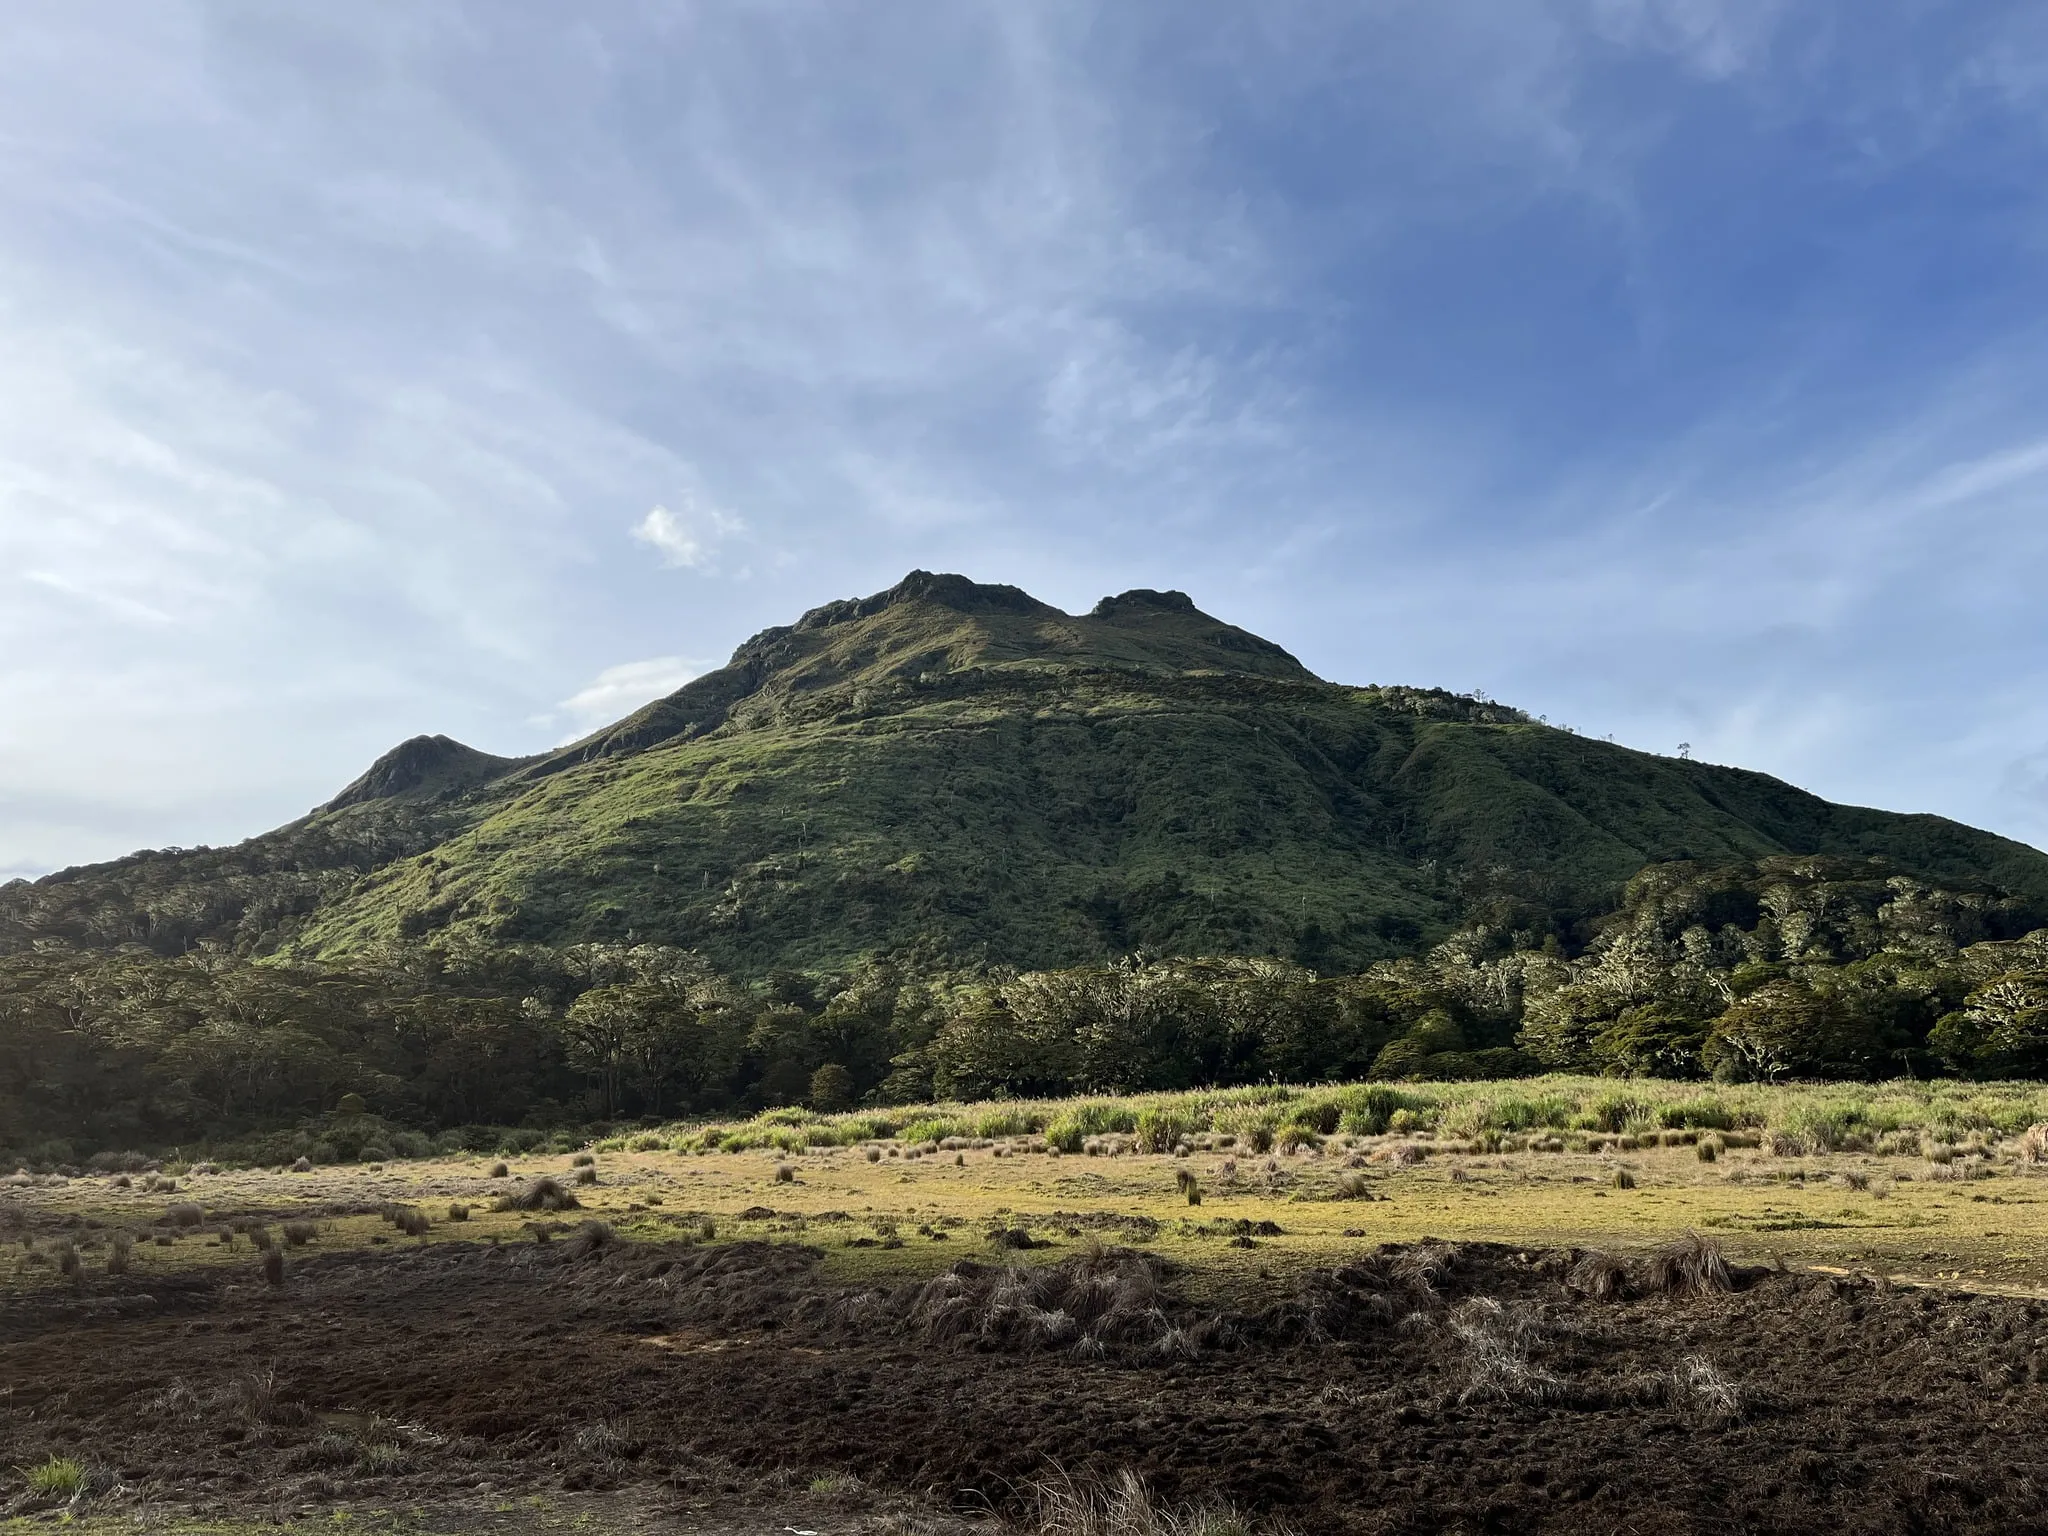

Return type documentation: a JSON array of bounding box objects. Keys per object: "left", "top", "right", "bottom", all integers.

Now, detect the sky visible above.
[{"left": 5, "top": 0, "right": 2048, "bottom": 881}]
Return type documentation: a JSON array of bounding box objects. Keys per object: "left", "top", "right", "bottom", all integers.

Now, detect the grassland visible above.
[{"left": 11, "top": 1076, "right": 2047, "bottom": 1299}]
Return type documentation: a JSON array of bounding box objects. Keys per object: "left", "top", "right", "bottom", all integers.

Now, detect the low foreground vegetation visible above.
[{"left": 6, "top": 1076, "right": 2048, "bottom": 1533}]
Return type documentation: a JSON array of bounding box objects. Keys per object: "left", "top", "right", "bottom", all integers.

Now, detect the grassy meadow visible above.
[{"left": 10, "top": 1076, "right": 2048, "bottom": 1298}]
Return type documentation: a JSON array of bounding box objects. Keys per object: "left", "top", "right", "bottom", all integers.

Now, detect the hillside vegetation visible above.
[
  {"left": 7, "top": 571, "right": 2047, "bottom": 978},
  {"left": 8, "top": 573, "right": 2048, "bottom": 1164}
]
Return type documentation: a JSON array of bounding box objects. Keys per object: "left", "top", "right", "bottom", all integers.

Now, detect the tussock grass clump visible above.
[
  {"left": 774, "top": 1163, "right": 795, "bottom": 1183},
  {"left": 1695, "top": 1137, "right": 1719, "bottom": 1163},
  {"left": 572, "top": 1152, "right": 596, "bottom": 1167},
  {"left": 163, "top": 1202, "right": 203, "bottom": 1228},
  {"left": 447, "top": 1202, "right": 470, "bottom": 1221},
  {"left": 1028, "top": 1467, "right": 1275, "bottom": 1536},
  {"left": 356, "top": 1439, "right": 413, "bottom": 1476},
  {"left": 1642, "top": 1233, "right": 1732, "bottom": 1297},
  {"left": 1569, "top": 1250, "right": 1631, "bottom": 1300},
  {"left": 573, "top": 1166, "right": 598, "bottom": 1186},
  {"left": 489, "top": 1161, "right": 510, "bottom": 1178},
  {"left": 564, "top": 1220, "right": 616, "bottom": 1259},
  {"left": 1665, "top": 1354, "right": 1745, "bottom": 1423},
  {"left": 23, "top": 1454, "right": 85, "bottom": 1499},
  {"left": 236, "top": 1369, "right": 312, "bottom": 1427},
  {"left": 282, "top": 1220, "right": 318, "bottom": 1247},
  {"left": 106, "top": 1231, "right": 133, "bottom": 1274},
  {"left": 291, "top": 1156, "right": 313, "bottom": 1172},
  {"left": 383, "top": 1205, "right": 431, "bottom": 1237},
  {"left": 262, "top": 1248, "right": 284, "bottom": 1287},
  {"left": 496, "top": 1176, "right": 580, "bottom": 1213},
  {"left": 1448, "top": 1297, "right": 1561, "bottom": 1406},
  {"left": 1610, "top": 1168, "right": 1636, "bottom": 1190}
]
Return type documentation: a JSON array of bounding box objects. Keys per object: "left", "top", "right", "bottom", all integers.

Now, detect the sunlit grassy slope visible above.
[{"left": 11, "top": 571, "right": 2048, "bottom": 971}]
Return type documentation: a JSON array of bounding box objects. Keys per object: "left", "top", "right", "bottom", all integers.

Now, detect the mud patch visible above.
[{"left": 3, "top": 1237, "right": 2047, "bottom": 1533}]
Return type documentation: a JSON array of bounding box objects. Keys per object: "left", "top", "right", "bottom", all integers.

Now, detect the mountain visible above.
[{"left": 6, "top": 570, "right": 2048, "bottom": 973}]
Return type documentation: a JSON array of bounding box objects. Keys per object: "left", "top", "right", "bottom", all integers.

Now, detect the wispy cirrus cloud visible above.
[{"left": 4, "top": 0, "right": 2048, "bottom": 875}]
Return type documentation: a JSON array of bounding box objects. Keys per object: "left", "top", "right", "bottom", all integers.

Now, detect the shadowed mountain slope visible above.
[{"left": 5, "top": 572, "right": 2046, "bottom": 973}]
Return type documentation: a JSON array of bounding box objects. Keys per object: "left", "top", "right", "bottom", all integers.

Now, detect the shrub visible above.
[
  {"left": 1659, "top": 1098, "right": 1737, "bottom": 1132},
  {"left": 1579, "top": 1092, "right": 1651, "bottom": 1135},
  {"left": 24, "top": 1455, "right": 84, "bottom": 1498},
  {"left": 1274, "top": 1124, "right": 1321, "bottom": 1154},
  {"left": 1284, "top": 1099, "right": 1341, "bottom": 1137},
  {"left": 1134, "top": 1106, "right": 1194, "bottom": 1154},
  {"left": 971, "top": 1107, "right": 1042, "bottom": 1139},
  {"left": 627, "top": 1133, "right": 668, "bottom": 1152}
]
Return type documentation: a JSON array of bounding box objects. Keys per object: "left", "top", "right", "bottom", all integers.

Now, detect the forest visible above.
[{"left": 6, "top": 853, "right": 2047, "bottom": 1169}]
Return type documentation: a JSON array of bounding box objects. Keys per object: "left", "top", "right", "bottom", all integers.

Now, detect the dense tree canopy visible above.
[{"left": 5, "top": 855, "right": 2048, "bottom": 1168}]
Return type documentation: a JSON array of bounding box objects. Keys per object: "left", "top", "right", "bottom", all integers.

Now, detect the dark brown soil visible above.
[{"left": 5, "top": 1235, "right": 2048, "bottom": 1534}]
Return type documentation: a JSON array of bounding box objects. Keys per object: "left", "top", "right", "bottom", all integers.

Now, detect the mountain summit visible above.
[{"left": 7, "top": 572, "right": 2047, "bottom": 972}]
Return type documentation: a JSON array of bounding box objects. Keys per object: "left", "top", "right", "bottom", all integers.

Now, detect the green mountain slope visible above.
[{"left": 7, "top": 571, "right": 2047, "bottom": 973}]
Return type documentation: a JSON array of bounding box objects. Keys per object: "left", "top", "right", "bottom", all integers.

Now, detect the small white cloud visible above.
[
  {"left": 556, "top": 655, "right": 708, "bottom": 732},
  {"left": 631, "top": 493, "right": 743, "bottom": 568}
]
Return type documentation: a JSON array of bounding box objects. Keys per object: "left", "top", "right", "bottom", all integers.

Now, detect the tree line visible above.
[{"left": 4, "top": 855, "right": 2046, "bottom": 1165}]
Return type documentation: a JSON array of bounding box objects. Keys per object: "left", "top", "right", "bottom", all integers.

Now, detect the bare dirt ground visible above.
[{"left": 7, "top": 1224, "right": 2048, "bottom": 1536}]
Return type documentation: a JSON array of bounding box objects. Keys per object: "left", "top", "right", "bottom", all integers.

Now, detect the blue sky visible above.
[{"left": 5, "top": 1, "right": 2048, "bottom": 880}]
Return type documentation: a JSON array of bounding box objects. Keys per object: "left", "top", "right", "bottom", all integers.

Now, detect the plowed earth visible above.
[{"left": 5, "top": 1236, "right": 2048, "bottom": 1535}]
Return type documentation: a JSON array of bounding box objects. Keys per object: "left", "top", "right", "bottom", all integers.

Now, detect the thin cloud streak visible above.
[{"left": 0, "top": 1, "right": 2046, "bottom": 876}]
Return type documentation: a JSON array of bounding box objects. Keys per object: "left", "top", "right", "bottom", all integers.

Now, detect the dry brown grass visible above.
[
  {"left": 1642, "top": 1233, "right": 1732, "bottom": 1297},
  {"left": 496, "top": 1176, "right": 580, "bottom": 1213},
  {"left": 1026, "top": 1467, "right": 1273, "bottom": 1536}
]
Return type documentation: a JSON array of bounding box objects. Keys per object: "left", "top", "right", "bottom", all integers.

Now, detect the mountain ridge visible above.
[{"left": 5, "top": 571, "right": 2046, "bottom": 973}]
